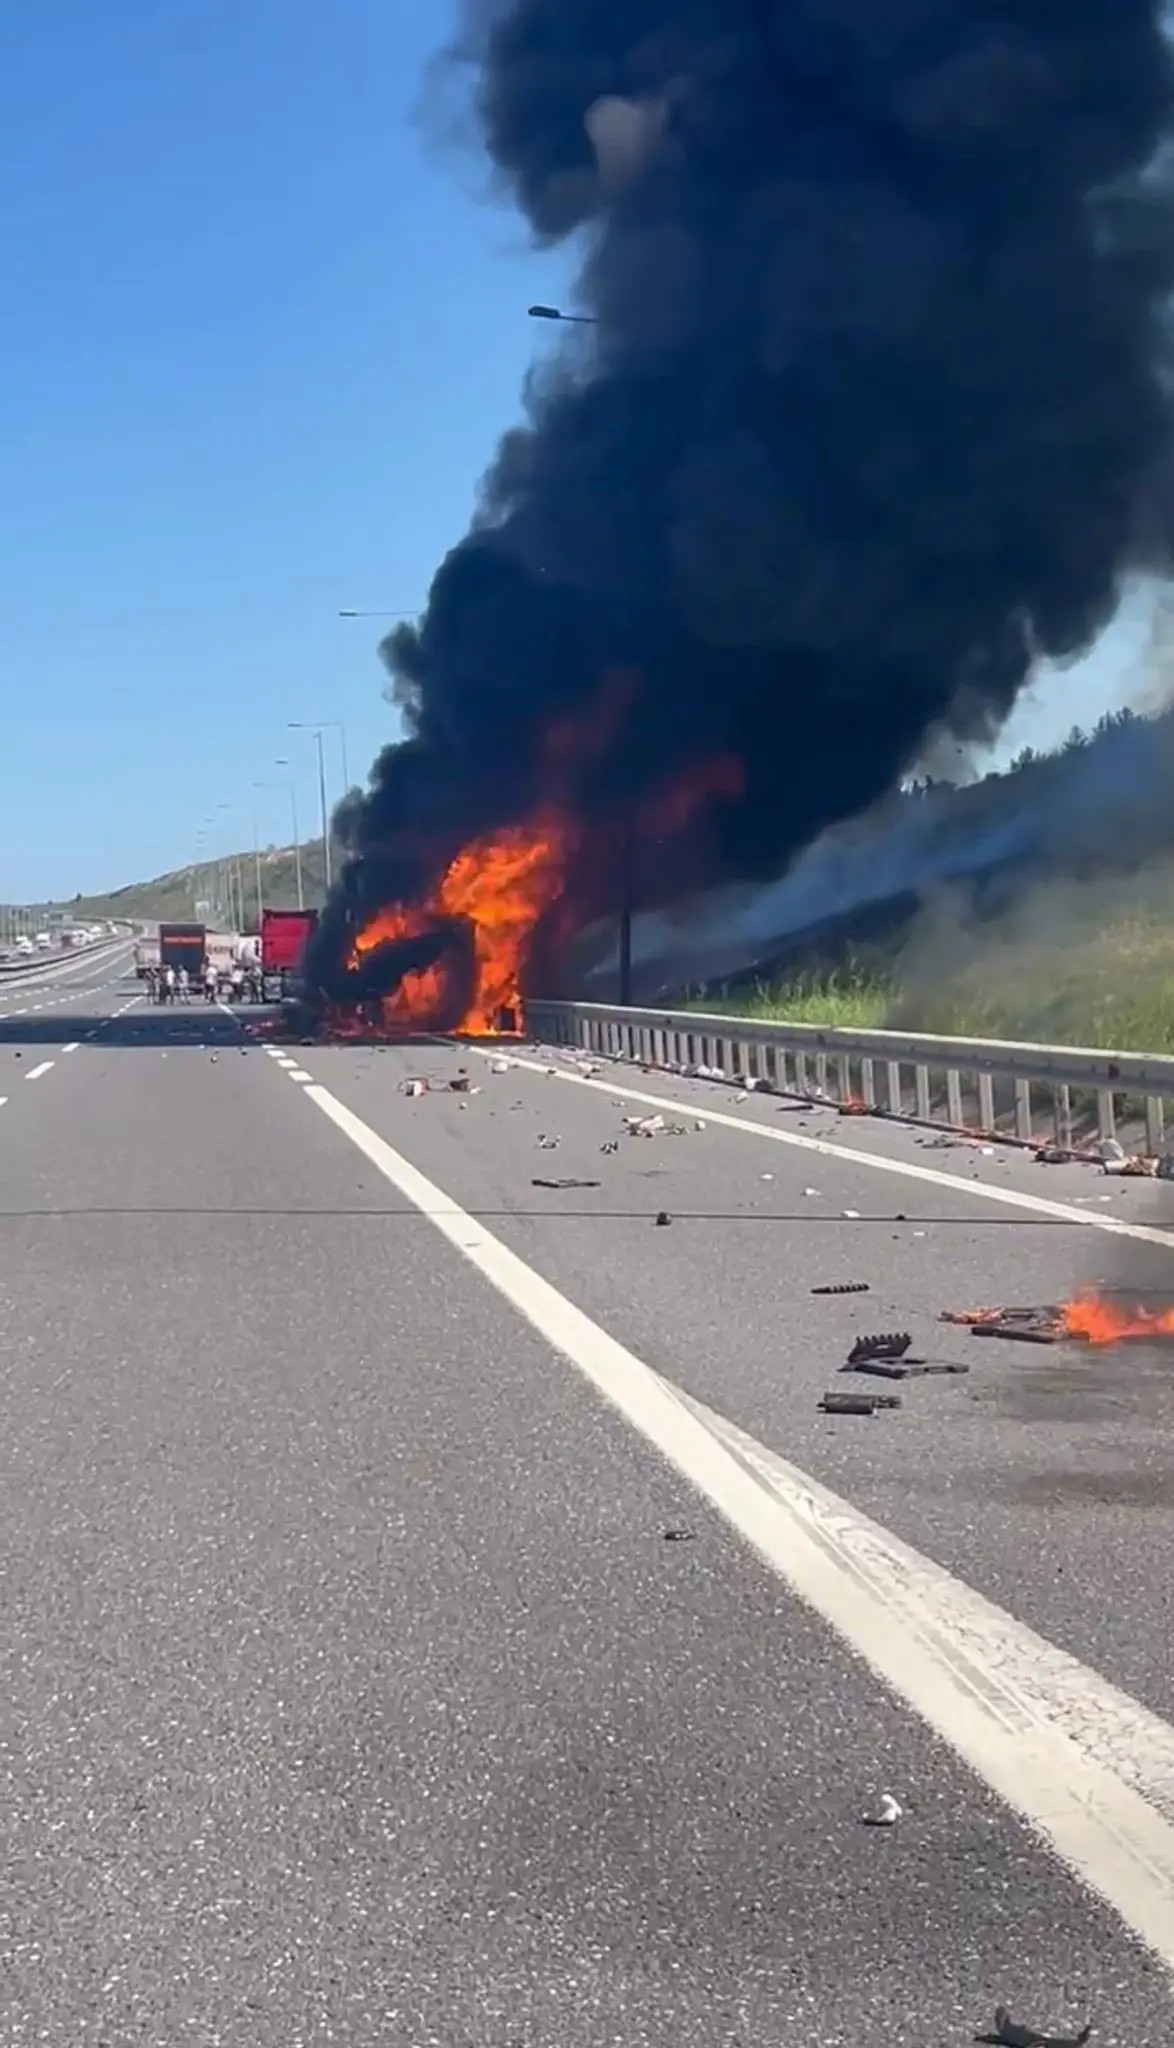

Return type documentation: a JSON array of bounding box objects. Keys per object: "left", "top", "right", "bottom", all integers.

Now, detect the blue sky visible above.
[{"left": 0, "top": 0, "right": 1148, "bottom": 902}]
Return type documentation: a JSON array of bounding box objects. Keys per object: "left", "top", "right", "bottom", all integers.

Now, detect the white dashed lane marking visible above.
[
  {"left": 62, "top": 1043, "right": 79, "bottom": 1054},
  {"left": 24, "top": 1062, "right": 54, "bottom": 1082}
]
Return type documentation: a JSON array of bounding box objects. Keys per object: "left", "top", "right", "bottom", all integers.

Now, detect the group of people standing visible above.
[{"left": 144, "top": 960, "right": 261, "bottom": 1004}]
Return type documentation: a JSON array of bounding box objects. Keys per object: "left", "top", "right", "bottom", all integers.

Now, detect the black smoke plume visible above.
[{"left": 310, "top": 0, "right": 1174, "bottom": 1001}]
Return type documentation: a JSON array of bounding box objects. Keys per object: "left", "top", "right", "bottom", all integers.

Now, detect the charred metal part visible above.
[
  {"left": 819, "top": 1390, "right": 902, "bottom": 1415},
  {"left": 812, "top": 1281, "right": 871, "bottom": 1295},
  {"left": 847, "top": 1332, "right": 912, "bottom": 1364}
]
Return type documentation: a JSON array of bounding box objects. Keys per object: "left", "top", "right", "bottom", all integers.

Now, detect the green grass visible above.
[
  {"left": 687, "top": 908, "right": 1174, "bottom": 1054},
  {"left": 691, "top": 962, "right": 893, "bottom": 1031}
]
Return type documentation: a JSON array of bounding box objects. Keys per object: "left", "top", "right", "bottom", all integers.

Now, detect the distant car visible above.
[
  {"left": 15, "top": 935, "right": 34, "bottom": 954},
  {"left": 33, "top": 932, "right": 52, "bottom": 950}
]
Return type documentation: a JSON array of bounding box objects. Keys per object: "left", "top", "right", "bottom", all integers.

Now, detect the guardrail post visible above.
[
  {"left": 915, "top": 1064, "right": 931, "bottom": 1121},
  {"left": 978, "top": 1072, "right": 995, "bottom": 1133},
  {"left": 1054, "top": 1084, "right": 1073, "bottom": 1149},
  {"left": 1014, "top": 1078, "right": 1032, "bottom": 1141},
  {"left": 1096, "top": 1089, "right": 1116, "bottom": 1142},
  {"left": 1146, "top": 1095, "right": 1165, "bottom": 1155},
  {"left": 886, "top": 1060, "right": 903, "bottom": 1115},
  {"left": 946, "top": 1068, "right": 963, "bottom": 1128}
]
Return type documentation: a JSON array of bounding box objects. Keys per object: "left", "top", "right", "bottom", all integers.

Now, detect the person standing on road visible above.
[
  {"left": 163, "top": 963, "right": 176, "bottom": 1004},
  {"left": 204, "top": 962, "right": 217, "bottom": 1003},
  {"left": 177, "top": 965, "right": 190, "bottom": 1004}
]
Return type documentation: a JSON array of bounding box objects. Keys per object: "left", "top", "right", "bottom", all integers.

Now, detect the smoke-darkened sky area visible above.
[{"left": 321, "top": 0, "right": 1174, "bottom": 991}]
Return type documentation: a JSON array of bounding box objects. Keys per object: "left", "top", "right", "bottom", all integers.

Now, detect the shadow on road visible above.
[
  {"left": 0, "top": 998, "right": 446, "bottom": 1053},
  {"left": 0, "top": 1004, "right": 252, "bottom": 1050}
]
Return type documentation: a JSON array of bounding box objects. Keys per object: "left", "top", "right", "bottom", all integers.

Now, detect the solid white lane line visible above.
[
  {"left": 24, "top": 1062, "right": 53, "bottom": 1081},
  {"left": 301, "top": 1077, "right": 1174, "bottom": 1969},
  {"left": 474, "top": 1048, "right": 1174, "bottom": 1252}
]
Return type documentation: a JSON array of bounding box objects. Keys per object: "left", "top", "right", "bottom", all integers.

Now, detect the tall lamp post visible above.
[
  {"left": 216, "top": 805, "right": 241, "bottom": 929},
  {"left": 528, "top": 304, "right": 599, "bottom": 326},
  {"left": 288, "top": 723, "right": 344, "bottom": 891},
  {"left": 618, "top": 812, "right": 635, "bottom": 1007},
  {"left": 258, "top": 770, "right": 304, "bottom": 909}
]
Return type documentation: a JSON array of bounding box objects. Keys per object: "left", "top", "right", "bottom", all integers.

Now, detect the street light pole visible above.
[
  {"left": 256, "top": 775, "right": 304, "bottom": 909},
  {"left": 251, "top": 808, "right": 264, "bottom": 927},
  {"left": 618, "top": 811, "right": 635, "bottom": 1007},
  {"left": 288, "top": 723, "right": 337, "bottom": 888},
  {"left": 528, "top": 304, "right": 599, "bottom": 326},
  {"left": 315, "top": 729, "right": 331, "bottom": 890}
]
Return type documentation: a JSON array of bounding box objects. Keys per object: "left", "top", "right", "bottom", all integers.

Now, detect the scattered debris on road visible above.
[
  {"left": 942, "top": 1305, "right": 1061, "bottom": 1344},
  {"left": 662, "top": 1528, "right": 696, "bottom": 1542},
  {"left": 976, "top": 2007, "right": 1092, "bottom": 2048},
  {"left": 861, "top": 1792, "right": 902, "bottom": 1826},
  {"left": 400, "top": 1078, "right": 428, "bottom": 1097},
  {"left": 819, "top": 1390, "right": 902, "bottom": 1415},
  {"left": 448, "top": 1074, "right": 474, "bottom": 1093},
  {"left": 489, "top": 1056, "right": 511, "bottom": 1074},
  {"left": 655, "top": 1210, "right": 673, "bottom": 1227},
  {"left": 848, "top": 1332, "right": 912, "bottom": 1365},
  {"left": 850, "top": 1357, "right": 970, "bottom": 1381},
  {"left": 537, "top": 1134, "right": 561, "bottom": 1150},
  {"left": 812, "top": 1281, "right": 871, "bottom": 1295},
  {"left": 1102, "top": 1151, "right": 1159, "bottom": 1176},
  {"left": 532, "top": 1177, "right": 601, "bottom": 1190},
  {"left": 841, "top": 1208, "right": 861, "bottom": 1219},
  {"left": 600, "top": 1139, "right": 620, "bottom": 1155}
]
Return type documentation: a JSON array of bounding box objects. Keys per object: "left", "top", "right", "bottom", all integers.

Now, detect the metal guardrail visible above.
[
  {"left": 524, "top": 999, "right": 1174, "bottom": 1155},
  {"left": 0, "top": 937, "right": 129, "bottom": 981}
]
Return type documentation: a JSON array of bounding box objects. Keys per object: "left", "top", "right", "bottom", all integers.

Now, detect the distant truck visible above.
[
  {"left": 260, "top": 906, "right": 318, "bottom": 996},
  {"left": 133, "top": 936, "right": 161, "bottom": 978},
  {"left": 158, "top": 922, "right": 207, "bottom": 977}
]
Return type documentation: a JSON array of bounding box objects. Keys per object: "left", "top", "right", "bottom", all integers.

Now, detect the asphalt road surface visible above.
[{"left": 6, "top": 963, "right": 1174, "bottom": 2045}]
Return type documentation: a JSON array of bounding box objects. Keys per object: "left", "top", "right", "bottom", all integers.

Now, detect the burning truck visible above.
[{"left": 306, "top": 0, "right": 1174, "bottom": 1035}]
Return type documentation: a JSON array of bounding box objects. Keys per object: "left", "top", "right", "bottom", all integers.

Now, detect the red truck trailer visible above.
[{"left": 260, "top": 907, "right": 318, "bottom": 995}]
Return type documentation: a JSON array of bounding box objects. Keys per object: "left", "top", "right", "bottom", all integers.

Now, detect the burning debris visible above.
[
  {"left": 943, "top": 1295, "right": 1174, "bottom": 1344},
  {"left": 307, "top": 0, "right": 1174, "bottom": 1033}
]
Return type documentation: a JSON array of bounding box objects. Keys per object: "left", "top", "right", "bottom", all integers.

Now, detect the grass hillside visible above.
[
  {"left": 689, "top": 856, "right": 1174, "bottom": 1054},
  {"left": 55, "top": 841, "right": 329, "bottom": 929}
]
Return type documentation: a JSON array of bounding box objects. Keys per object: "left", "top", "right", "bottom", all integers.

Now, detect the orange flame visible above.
[
  {"left": 353, "top": 807, "right": 572, "bottom": 1035},
  {"left": 346, "top": 735, "right": 745, "bottom": 1038},
  {"left": 1061, "top": 1292, "right": 1174, "bottom": 1345}
]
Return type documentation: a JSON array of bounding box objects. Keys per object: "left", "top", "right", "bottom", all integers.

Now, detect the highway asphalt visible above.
[{"left": 5, "top": 964, "right": 1174, "bottom": 2045}]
